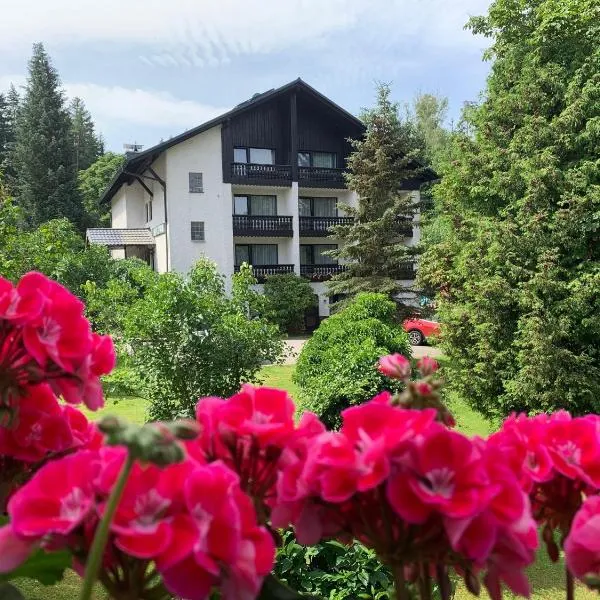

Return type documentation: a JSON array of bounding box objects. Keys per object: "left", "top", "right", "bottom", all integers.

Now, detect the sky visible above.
[{"left": 0, "top": 0, "right": 492, "bottom": 153}]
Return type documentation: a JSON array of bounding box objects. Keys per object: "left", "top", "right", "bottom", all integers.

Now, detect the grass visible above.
[{"left": 13, "top": 364, "right": 593, "bottom": 600}]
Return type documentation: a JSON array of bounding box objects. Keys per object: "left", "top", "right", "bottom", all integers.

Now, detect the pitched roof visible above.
[
  {"left": 86, "top": 228, "right": 155, "bottom": 247},
  {"left": 99, "top": 78, "right": 365, "bottom": 205}
]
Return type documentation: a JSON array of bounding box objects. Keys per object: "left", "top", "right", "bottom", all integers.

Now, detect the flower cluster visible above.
[
  {"left": 0, "top": 273, "right": 113, "bottom": 511},
  {"left": 0, "top": 272, "right": 115, "bottom": 418},
  {"left": 190, "top": 385, "right": 301, "bottom": 523},
  {"left": 271, "top": 392, "right": 538, "bottom": 599},
  {"left": 0, "top": 445, "right": 275, "bottom": 600},
  {"left": 488, "top": 411, "right": 600, "bottom": 560}
]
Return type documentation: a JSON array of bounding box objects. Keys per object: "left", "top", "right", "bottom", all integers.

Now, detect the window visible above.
[
  {"left": 234, "top": 147, "right": 247, "bottom": 163},
  {"left": 300, "top": 244, "right": 337, "bottom": 265},
  {"left": 145, "top": 200, "right": 153, "bottom": 223},
  {"left": 298, "top": 197, "right": 337, "bottom": 217},
  {"left": 189, "top": 172, "right": 203, "bottom": 193},
  {"left": 234, "top": 195, "right": 277, "bottom": 216},
  {"left": 235, "top": 244, "right": 278, "bottom": 266},
  {"left": 234, "top": 147, "right": 275, "bottom": 165},
  {"left": 191, "top": 221, "right": 205, "bottom": 241},
  {"left": 249, "top": 148, "right": 275, "bottom": 165},
  {"left": 298, "top": 152, "right": 311, "bottom": 168},
  {"left": 297, "top": 151, "right": 337, "bottom": 168}
]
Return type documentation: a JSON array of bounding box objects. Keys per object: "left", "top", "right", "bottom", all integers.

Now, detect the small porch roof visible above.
[{"left": 86, "top": 228, "right": 155, "bottom": 247}]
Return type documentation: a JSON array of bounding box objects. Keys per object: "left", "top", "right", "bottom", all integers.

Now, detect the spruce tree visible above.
[
  {"left": 13, "top": 43, "right": 83, "bottom": 229},
  {"left": 70, "top": 97, "right": 103, "bottom": 171},
  {"left": 0, "top": 85, "right": 20, "bottom": 191},
  {"left": 328, "top": 84, "right": 425, "bottom": 302},
  {"left": 419, "top": 0, "right": 600, "bottom": 417}
]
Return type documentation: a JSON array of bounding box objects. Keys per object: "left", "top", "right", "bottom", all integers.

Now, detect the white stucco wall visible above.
[
  {"left": 165, "top": 126, "right": 232, "bottom": 277},
  {"left": 110, "top": 189, "right": 127, "bottom": 228}
]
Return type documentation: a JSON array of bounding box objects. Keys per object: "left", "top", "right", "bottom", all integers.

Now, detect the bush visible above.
[
  {"left": 263, "top": 273, "right": 317, "bottom": 333},
  {"left": 275, "top": 531, "right": 394, "bottom": 600},
  {"left": 294, "top": 293, "right": 411, "bottom": 427},
  {"left": 124, "top": 258, "right": 283, "bottom": 421}
]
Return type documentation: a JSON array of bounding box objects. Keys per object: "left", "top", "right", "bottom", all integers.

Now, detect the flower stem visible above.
[
  {"left": 393, "top": 564, "right": 410, "bottom": 600},
  {"left": 435, "top": 564, "right": 452, "bottom": 600},
  {"left": 418, "top": 564, "right": 432, "bottom": 600},
  {"left": 566, "top": 566, "right": 574, "bottom": 600},
  {"left": 79, "top": 453, "right": 135, "bottom": 600}
]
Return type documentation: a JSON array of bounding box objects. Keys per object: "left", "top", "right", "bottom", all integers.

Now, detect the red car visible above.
[{"left": 403, "top": 317, "right": 441, "bottom": 346}]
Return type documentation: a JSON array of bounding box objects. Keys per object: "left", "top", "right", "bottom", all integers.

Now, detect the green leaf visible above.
[
  {"left": 0, "top": 583, "right": 25, "bottom": 600},
  {"left": 0, "top": 549, "right": 72, "bottom": 586}
]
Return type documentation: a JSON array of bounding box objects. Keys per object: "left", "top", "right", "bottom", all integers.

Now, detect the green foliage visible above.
[
  {"left": 0, "top": 214, "right": 83, "bottom": 282},
  {"left": 294, "top": 293, "right": 411, "bottom": 428},
  {"left": 418, "top": 0, "right": 600, "bottom": 418},
  {"left": 13, "top": 43, "right": 82, "bottom": 229},
  {"left": 123, "top": 258, "right": 283, "bottom": 421},
  {"left": 264, "top": 273, "right": 317, "bottom": 333},
  {"left": 328, "top": 84, "right": 425, "bottom": 303},
  {"left": 82, "top": 258, "right": 158, "bottom": 334},
  {"left": 78, "top": 152, "right": 125, "bottom": 227},
  {"left": 275, "top": 531, "right": 394, "bottom": 600}
]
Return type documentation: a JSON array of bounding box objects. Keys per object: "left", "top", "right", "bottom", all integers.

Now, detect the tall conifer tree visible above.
[
  {"left": 328, "top": 84, "right": 425, "bottom": 303},
  {"left": 13, "top": 43, "right": 82, "bottom": 228},
  {"left": 70, "top": 97, "right": 103, "bottom": 171}
]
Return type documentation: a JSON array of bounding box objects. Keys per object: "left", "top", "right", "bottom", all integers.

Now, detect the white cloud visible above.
[
  {"left": 0, "top": 75, "right": 229, "bottom": 131},
  {"left": 0, "top": 0, "right": 491, "bottom": 65}
]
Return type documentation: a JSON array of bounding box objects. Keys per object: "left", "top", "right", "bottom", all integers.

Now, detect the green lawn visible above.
[{"left": 14, "top": 364, "right": 593, "bottom": 599}]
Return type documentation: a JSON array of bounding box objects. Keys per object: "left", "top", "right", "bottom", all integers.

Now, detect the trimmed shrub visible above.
[{"left": 294, "top": 292, "right": 411, "bottom": 427}]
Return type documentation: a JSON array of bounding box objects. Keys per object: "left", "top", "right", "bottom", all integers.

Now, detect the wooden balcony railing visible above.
[
  {"left": 232, "top": 215, "right": 293, "bottom": 237},
  {"left": 299, "top": 216, "right": 353, "bottom": 237},
  {"left": 234, "top": 264, "right": 295, "bottom": 282},
  {"left": 231, "top": 163, "right": 292, "bottom": 185},
  {"left": 300, "top": 264, "right": 346, "bottom": 281},
  {"left": 299, "top": 166, "right": 346, "bottom": 188}
]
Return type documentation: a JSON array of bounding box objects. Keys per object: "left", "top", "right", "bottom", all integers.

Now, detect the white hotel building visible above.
[{"left": 87, "top": 79, "right": 433, "bottom": 320}]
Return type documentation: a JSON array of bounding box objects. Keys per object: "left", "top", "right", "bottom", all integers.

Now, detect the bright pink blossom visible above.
[
  {"left": 387, "top": 426, "right": 491, "bottom": 523},
  {"left": 565, "top": 495, "right": 600, "bottom": 580},
  {"left": 0, "top": 385, "right": 73, "bottom": 462}
]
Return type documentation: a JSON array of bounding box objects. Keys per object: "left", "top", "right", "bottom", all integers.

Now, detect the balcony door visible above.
[
  {"left": 299, "top": 197, "right": 337, "bottom": 217},
  {"left": 300, "top": 244, "right": 338, "bottom": 265},
  {"left": 234, "top": 195, "right": 277, "bottom": 216},
  {"left": 235, "top": 244, "right": 278, "bottom": 266}
]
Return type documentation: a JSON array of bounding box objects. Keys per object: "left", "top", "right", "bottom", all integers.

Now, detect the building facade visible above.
[{"left": 87, "top": 79, "right": 426, "bottom": 318}]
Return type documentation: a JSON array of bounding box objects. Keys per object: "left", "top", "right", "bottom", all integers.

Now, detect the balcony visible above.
[
  {"left": 300, "top": 264, "right": 346, "bottom": 281},
  {"left": 231, "top": 163, "right": 292, "bottom": 186},
  {"left": 299, "top": 166, "right": 346, "bottom": 189},
  {"left": 232, "top": 215, "right": 293, "bottom": 237},
  {"left": 234, "top": 264, "right": 295, "bottom": 283},
  {"left": 299, "top": 216, "right": 353, "bottom": 237}
]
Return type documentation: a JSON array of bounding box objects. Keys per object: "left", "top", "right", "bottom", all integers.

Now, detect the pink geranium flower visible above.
[
  {"left": 8, "top": 451, "right": 99, "bottom": 538},
  {"left": 387, "top": 426, "right": 490, "bottom": 523},
  {"left": 565, "top": 495, "right": 600, "bottom": 580},
  {"left": 219, "top": 385, "right": 295, "bottom": 446},
  {"left": 0, "top": 385, "right": 73, "bottom": 462}
]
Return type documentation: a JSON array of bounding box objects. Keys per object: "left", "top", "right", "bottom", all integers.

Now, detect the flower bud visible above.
[
  {"left": 378, "top": 354, "right": 411, "bottom": 380},
  {"left": 415, "top": 381, "right": 433, "bottom": 396},
  {"left": 417, "top": 357, "right": 439, "bottom": 376},
  {"left": 169, "top": 419, "right": 200, "bottom": 441}
]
